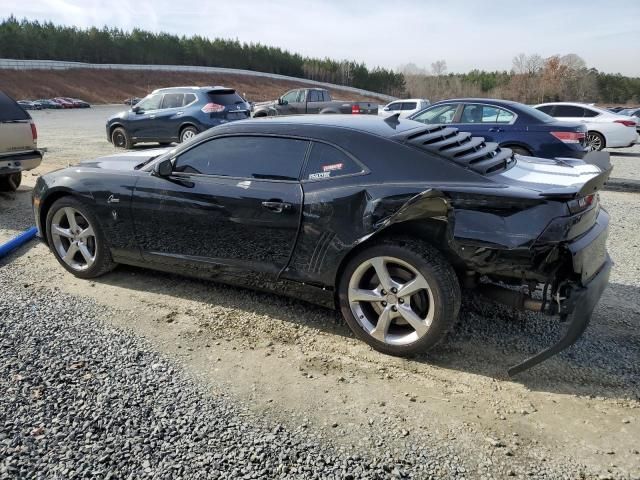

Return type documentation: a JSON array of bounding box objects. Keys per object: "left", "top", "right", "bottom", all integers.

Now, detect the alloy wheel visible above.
[
  {"left": 181, "top": 129, "right": 196, "bottom": 142},
  {"left": 50, "top": 207, "right": 97, "bottom": 271},
  {"left": 586, "top": 133, "right": 603, "bottom": 151},
  {"left": 348, "top": 256, "right": 434, "bottom": 346}
]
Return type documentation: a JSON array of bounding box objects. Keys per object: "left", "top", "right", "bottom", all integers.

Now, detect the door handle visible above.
[
  {"left": 488, "top": 127, "right": 504, "bottom": 132},
  {"left": 261, "top": 200, "right": 292, "bottom": 213}
]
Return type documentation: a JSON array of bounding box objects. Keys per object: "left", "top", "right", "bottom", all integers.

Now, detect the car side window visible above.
[
  {"left": 295, "top": 90, "right": 306, "bottom": 102},
  {"left": 412, "top": 104, "right": 458, "bottom": 124},
  {"left": 135, "top": 94, "right": 162, "bottom": 111},
  {"left": 402, "top": 102, "right": 417, "bottom": 110},
  {"left": 183, "top": 93, "right": 197, "bottom": 106},
  {"left": 582, "top": 108, "right": 600, "bottom": 118},
  {"left": 536, "top": 105, "right": 554, "bottom": 115},
  {"left": 387, "top": 102, "right": 402, "bottom": 111},
  {"left": 281, "top": 90, "right": 299, "bottom": 104},
  {"left": 303, "top": 142, "right": 363, "bottom": 181},
  {"left": 322, "top": 91, "right": 330, "bottom": 101},
  {"left": 553, "top": 105, "right": 585, "bottom": 117},
  {"left": 161, "top": 93, "right": 185, "bottom": 109},
  {"left": 173, "top": 136, "right": 310, "bottom": 181},
  {"left": 496, "top": 108, "right": 515, "bottom": 123},
  {"left": 308, "top": 90, "right": 322, "bottom": 102}
]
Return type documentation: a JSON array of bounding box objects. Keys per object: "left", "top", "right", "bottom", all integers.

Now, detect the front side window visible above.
[
  {"left": 386, "top": 102, "right": 402, "bottom": 111},
  {"left": 281, "top": 90, "right": 299, "bottom": 104},
  {"left": 135, "top": 94, "right": 162, "bottom": 111},
  {"left": 303, "top": 142, "right": 363, "bottom": 181},
  {"left": 412, "top": 103, "right": 459, "bottom": 124},
  {"left": 161, "top": 93, "right": 185, "bottom": 109},
  {"left": 173, "top": 136, "right": 310, "bottom": 181}
]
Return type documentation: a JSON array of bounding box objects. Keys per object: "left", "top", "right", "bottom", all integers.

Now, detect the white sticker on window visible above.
[{"left": 309, "top": 171, "right": 331, "bottom": 180}]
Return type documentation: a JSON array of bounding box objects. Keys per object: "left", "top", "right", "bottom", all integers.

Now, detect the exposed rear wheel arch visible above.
[{"left": 502, "top": 144, "right": 532, "bottom": 156}]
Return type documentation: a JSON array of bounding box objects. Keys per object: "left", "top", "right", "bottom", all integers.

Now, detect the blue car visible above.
[
  {"left": 106, "top": 86, "right": 250, "bottom": 149},
  {"left": 409, "top": 99, "right": 588, "bottom": 159}
]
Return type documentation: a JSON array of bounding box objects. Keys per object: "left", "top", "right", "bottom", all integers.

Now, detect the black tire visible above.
[
  {"left": 179, "top": 126, "right": 198, "bottom": 143},
  {"left": 111, "top": 127, "right": 133, "bottom": 149},
  {"left": 159, "top": 142, "right": 172, "bottom": 146},
  {"left": 506, "top": 145, "right": 531, "bottom": 156},
  {"left": 338, "top": 238, "right": 461, "bottom": 357},
  {"left": 0, "top": 172, "right": 22, "bottom": 192},
  {"left": 45, "top": 196, "right": 116, "bottom": 279},
  {"left": 586, "top": 131, "right": 605, "bottom": 151}
]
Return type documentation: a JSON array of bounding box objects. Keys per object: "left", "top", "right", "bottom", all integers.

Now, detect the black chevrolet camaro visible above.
[{"left": 33, "top": 115, "right": 613, "bottom": 375}]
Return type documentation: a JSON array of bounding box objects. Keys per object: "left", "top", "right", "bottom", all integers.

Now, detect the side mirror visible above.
[
  {"left": 132, "top": 105, "right": 142, "bottom": 114},
  {"left": 383, "top": 107, "right": 390, "bottom": 111},
  {"left": 278, "top": 98, "right": 287, "bottom": 105},
  {"left": 154, "top": 159, "right": 173, "bottom": 177}
]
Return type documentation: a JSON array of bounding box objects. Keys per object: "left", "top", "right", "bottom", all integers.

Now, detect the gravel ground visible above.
[{"left": 1, "top": 107, "right": 639, "bottom": 479}]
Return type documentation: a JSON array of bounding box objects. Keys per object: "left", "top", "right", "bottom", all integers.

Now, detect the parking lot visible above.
[{"left": 1, "top": 106, "right": 639, "bottom": 479}]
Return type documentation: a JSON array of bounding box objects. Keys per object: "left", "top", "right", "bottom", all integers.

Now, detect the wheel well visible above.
[
  {"left": 39, "top": 191, "right": 74, "bottom": 244},
  {"left": 253, "top": 111, "right": 267, "bottom": 118},
  {"left": 108, "top": 123, "right": 124, "bottom": 139},
  {"left": 179, "top": 123, "right": 197, "bottom": 136},
  {"left": 501, "top": 143, "right": 532, "bottom": 155},
  {"left": 332, "top": 219, "right": 453, "bottom": 305}
]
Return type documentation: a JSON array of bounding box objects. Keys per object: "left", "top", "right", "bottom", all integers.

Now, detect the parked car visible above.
[
  {"left": 409, "top": 99, "right": 588, "bottom": 158},
  {"left": 34, "top": 115, "right": 612, "bottom": 375},
  {"left": 124, "top": 97, "right": 141, "bottom": 106},
  {"left": 106, "top": 86, "right": 250, "bottom": 148},
  {"left": 252, "top": 88, "right": 378, "bottom": 117},
  {"left": 534, "top": 102, "right": 638, "bottom": 151},
  {"left": 606, "top": 106, "right": 626, "bottom": 113},
  {"left": 379, "top": 98, "right": 430, "bottom": 118},
  {"left": 52, "top": 97, "right": 74, "bottom": 109},
  {"left": 62, "top": 97, "right": 90, "bottom": 108},
  {"left": 617, "top": 107, "right": 640, "bottom": 134},
  {"left": 34, "top": 99, "right": 62, "bottom": 109},
  {"left": 0, "top": 90, "right": 43, "bottom": 191},
  {"left": 17, "top": 100, "right": 41, "bottom": 110}
]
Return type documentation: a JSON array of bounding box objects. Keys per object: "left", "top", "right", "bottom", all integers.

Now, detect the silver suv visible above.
[{"left": 0, "top": 90, "right": 43, "bottom": 191}]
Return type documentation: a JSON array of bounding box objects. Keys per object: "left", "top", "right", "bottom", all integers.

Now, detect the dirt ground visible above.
[
  {"left": 1, "top": 107, "right": 639, "bottom": 479},
  {"left": 0, "top": 69, "right": 384, "bottom": 104}
]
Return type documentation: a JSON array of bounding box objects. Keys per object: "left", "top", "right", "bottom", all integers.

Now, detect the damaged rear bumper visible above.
[{"left": 508, "top": 254, "right": 612, "bottom": 376}]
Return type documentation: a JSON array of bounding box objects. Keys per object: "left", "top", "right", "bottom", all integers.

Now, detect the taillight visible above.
[
  {"left": 614, "top": 119, "right": 636, "bottom": 127},
  {"left": 30, "top": 122, "right": 37, "bottom": 141},
  {"left": 351, "top": 104, "right": 361, "bottom": 114},
  {"left": 550, "top": 131, "right": 585, "bottom": 144},
  {"left": 568, "top": 194, "right": 596, "bottom": 214},
  {"left": 201, "top": 103, "right": 225, "bottom": 113}
]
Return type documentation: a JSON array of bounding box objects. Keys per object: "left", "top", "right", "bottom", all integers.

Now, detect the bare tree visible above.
[{"left": 431, "top": 60, "right": 447, "bottom": 76}]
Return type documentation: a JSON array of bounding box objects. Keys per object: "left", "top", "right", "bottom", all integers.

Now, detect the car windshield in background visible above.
[
  {"left": 207, "top": 90, "right": 244, "bottom": 106},
  {"left": 0, "top": 91, "right": 31, "bottom": 121}
]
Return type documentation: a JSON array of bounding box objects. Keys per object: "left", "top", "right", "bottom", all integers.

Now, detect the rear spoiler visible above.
[{"left": 539, "top": 151, "right": 613, "bottom": 199}]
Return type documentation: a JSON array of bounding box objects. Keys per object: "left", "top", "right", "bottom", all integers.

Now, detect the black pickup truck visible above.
[{"left": 252, "top": 88, "right": 378, "bottom": 117}]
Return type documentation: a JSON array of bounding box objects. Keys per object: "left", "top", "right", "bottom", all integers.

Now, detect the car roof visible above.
[
  {"left": 534, "top": 102, "right": 613, "bottom": 114},
  {"left": 432, "top": 98, "right": 523, "bottom": 107},
  {"left": 388, "top": 98, "right": 428, "bottom": 103},
  {"left": 220, "top": 114, "right": 424, "bottom": 138}
]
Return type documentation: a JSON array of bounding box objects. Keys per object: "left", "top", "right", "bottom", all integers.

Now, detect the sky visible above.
[{"left": 4, "top": 0, "right": 640, "bottom": 75}]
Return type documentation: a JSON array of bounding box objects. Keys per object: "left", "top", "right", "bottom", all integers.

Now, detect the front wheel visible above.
[
  {"left": 46, "top": 197, "right": 116, "bottom": 278},
  {"left": 111, "top": 127, "right": 133, "bottom": 149},
  {"left": 0, "top": 172, "right": 22, "bottom": 192},
  {"left": 338, "top": 239, "right": 461, "bottom": 356},
  {"left": 586, "top": 131, "right": 605, "bottom": 151}
]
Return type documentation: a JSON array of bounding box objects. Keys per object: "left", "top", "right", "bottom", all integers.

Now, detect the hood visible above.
[
  {"left": 79, "top": 148, "right": 170, "bottom": 171},
  {"left": 496, "top": 152, "right": 612, "bottom": 197}
]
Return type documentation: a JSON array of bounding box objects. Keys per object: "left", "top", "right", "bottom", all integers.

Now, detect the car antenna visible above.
[{"left": 384, "top": 112, "right": 401, "bottom": 127}]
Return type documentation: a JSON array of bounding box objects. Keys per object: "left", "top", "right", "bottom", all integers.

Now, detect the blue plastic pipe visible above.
[{"left": 0, "top": 226, "right": 38, "bottom": 259}]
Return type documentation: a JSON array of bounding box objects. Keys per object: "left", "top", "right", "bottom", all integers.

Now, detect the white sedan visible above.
[
  {"left": 534, "top": 102, "right": 638, "bottom": 151},
  {"left": 379, "top": 98, "right": 430, "bottom": 118}
]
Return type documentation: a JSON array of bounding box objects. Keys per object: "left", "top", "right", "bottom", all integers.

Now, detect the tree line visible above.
[
  {"left": 0, "top": 16, "right": 406, "bottom": 96},
  {"left": 401, "top": 54, "right": 640, "bottom": 105},
  {"left": 2, "top": 16, "right": 638, "bottom": 104}
]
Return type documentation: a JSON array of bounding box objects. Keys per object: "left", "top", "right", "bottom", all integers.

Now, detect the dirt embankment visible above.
[{"left": 0, "top": 69, "right": 383, "bottom": 104}]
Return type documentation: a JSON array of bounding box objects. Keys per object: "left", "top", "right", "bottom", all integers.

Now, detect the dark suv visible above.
[{"left": 106, "top": 86, "right": 250, "bottom": 149}]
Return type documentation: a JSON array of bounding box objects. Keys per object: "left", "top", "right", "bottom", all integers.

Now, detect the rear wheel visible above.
[
  {"left": 180, "top": 126, "right": 198, "bottom": 143},
  {"left": 506, "top": 145, "right": 531, "bottom": 156},
  {"left": 0, "top": 172, "right": 22, "bottom": 192},
  {"left": 586, "top": 131, "right": 605, "bottom": 151},
  {"left": 338, "top": 238, "right": 461, "bottom": 356},
  {"left": 46, "top": 197, "right": 116, "bottom": 278},
  {"left": 111, "top": 127, "right": 133, "bottom": 149}
]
